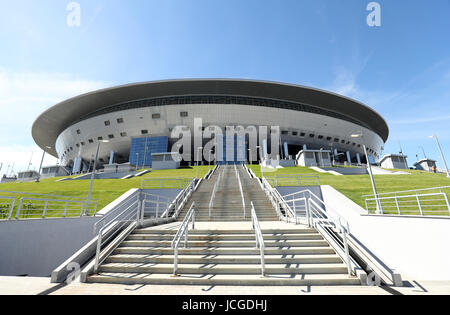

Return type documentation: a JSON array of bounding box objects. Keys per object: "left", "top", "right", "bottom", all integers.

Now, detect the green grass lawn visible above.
[
  {"left": 248, "top": 164, "right": 450, "bottom": 215},
  {"left": 0, "top": 166, "right": 211, "bottom": 218}
]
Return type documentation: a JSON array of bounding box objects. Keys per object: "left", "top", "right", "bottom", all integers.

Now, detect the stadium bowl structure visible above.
[{"left": 32, "top": 79, "right": 388, "bottom": 169}]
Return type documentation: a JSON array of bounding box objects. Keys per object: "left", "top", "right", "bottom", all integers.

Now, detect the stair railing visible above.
[
  {"left": 171, "top": 202, "right": 195, "bottom": 276},
  {"left": 93, "top": 192, "right": 141, "bottom": 272},
  {"left": 168, "top": 178, "right": 197, "bottom": 219},
  {"left": 140, "top": 192, "right": 171, "bottom": 220},
  {"left": 209, "top": 171, "right": 222, "bottom": 217},
  {"left": 251, "top": 202, "right": 265, "bottom": 277},
  {"left": 260, "top": 177, "right": 295, "bottom": 222},
  {"left": 235, "top": 166, "right": 246, "bottom": 218},
  {"left": 281, "top": 189, "right": 354, "bottom": 276}
]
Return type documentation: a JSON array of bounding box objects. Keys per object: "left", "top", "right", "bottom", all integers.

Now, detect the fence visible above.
[
  {"left": 363, "top": 186, "right": 450, "bottom": 216},
  {"left": 140, "top": 192, "right": 172, "bottom": 219},
  {"left": 0, "top": 191, "right": 98, "bottom": 220},
  {"left": 265, "top": 175, "right": 321, "bottom": 187},
  {"left": 141, "top": 177, "right": 195, "bottom": 189}
]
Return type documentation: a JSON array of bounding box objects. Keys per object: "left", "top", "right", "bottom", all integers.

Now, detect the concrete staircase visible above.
[
  {"left": 87, "top": 222, "right": 360, "bottom": 286},
  {"left": 86, "top": 166, "right": 360, "bottom": 286},
  {"left": 177, "top": 165, "right": 278, "bottom": 221}
]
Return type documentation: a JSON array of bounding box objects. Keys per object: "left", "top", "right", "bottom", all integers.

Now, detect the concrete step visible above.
[
  {"left": 119, "top": 239, "right": 330, "bottom": 248},
  {"left": 113, "top": 247, "right": 336, "bottom": 256},
  {"left": 127, "top": 233, "right": 323, "bottom": 241},
  {"left": 87, "top": 273, "right": 360, "bottom": 286},
  {"left": 105, "top": 254, "right": 343, "bottom": 265},
  {"left": 133, "top": 228, "right": 317, "bottom": 234},
  {"left": 97, "top": 262, "right": 349, "bottom": 275}
]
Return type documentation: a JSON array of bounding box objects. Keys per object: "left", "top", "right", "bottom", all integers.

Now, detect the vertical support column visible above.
[
  {"left": 346, "top": 151, "right": 352, "bottom": 164},
  {"left": 356, "top": 153, "right": 362, "bottom": 165},
  {"left": 109, "top": 151, "right": 115, "bottom": 165},
  {"left": 283, "top": 142, "right": 289, "bottom": 159}
]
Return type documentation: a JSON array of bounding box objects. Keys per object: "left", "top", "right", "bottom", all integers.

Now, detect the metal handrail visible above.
[
  {"left": 281, "top": 189, "right": 353, "bottom": 276},
  {"left": 362, "top": 186, "right": 450, "bottom": 198},
  {"left": 0, "top": 190, "right": 99, "bottom": 201},
  {"left": 0, "top": 196, "right": 16, "bottom": 220},
  {"left": 140, "top": 192, "right": 172, "bottom": 220},
  {"left": 265, "top": 175, "right": 321, "bottom": 187},
  {"left": 251, "top": 202, "right": 265, "bottom": 276},
  {"left": 235, "top": 165, "right": 246, "bottom": 218},
  {"left": 365, "top": 192, "right": 450, "bottom": 216},
  {"left": 242, "top": 164, "right": 253, "bottom": 178},
  {"left": 209, "top": 172, "right": 222, "bottom": 217},
  {"left": 93, "top": 197, "right": 141, "bottom": 271},
  {"left": 141, "top": 177, "right": 194, "bottom": 189},
  {"left": 171, "top": 203, "right": 195, "bottom": 276},
  {"left": 260, "top": 177, "right": 294, "bottom": 222},
  {"left": 15, "top": 197, "right": 98, "bottom": 219}
]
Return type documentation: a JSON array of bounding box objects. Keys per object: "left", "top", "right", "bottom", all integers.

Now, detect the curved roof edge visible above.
[{"left": 32, "top": 78, "right": 389, "bottom": 157}]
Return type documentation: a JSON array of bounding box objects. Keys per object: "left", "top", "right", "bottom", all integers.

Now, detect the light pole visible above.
[
  {"left": 36, "top": 146, "right": 52, "bottom": 183},
  {"left": 86, "top": 140, "right": 109, "bottom": 216},
  {"left": 196, "top": 147, "right": 203, "bottom": 179},
  {"left": 351, "top": 133, "right": 383, "bottom": 214},
  {"left": 429, "top": 135, "right": 450, "bottom": 178}
]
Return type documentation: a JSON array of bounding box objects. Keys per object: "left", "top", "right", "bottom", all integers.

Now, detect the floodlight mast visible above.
[
  {"left": 351, "top": 132, "right": 383, "bottom": 214},
  {"left": 429, "top": 135, "right": 450, "bottom": 178}
]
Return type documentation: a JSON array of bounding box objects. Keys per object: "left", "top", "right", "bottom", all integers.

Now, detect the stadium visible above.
[{"left": 32, "top": 79, "right": 389, "bottom": 171}]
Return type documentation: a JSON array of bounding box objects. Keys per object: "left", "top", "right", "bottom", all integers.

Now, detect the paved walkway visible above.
[{"left": 1, "top": 275, "right": 449, "bottom": 295}]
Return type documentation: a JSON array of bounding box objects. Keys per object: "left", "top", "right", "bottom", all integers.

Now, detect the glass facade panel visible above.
[
  {"left": 218, "top": 135, "right": 247, "bottom": 165},
  {"left": 129, "top": 136, "right": 168, "bottom": 167}
]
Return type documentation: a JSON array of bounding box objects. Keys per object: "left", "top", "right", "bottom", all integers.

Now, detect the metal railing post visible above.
[
  {"left": 94, "top": 231, "right": 103, "bottom": 272},
  {"left": 173, "top": 248, "right": 178, "bottom": 276},
  {"left": 156, "top": 195, "right": 160, "bottom": 218},
  {"left": 63, "top": 201, "right": 69, "bottom": 217},
  {"left": 395, "top": 196, "right": 401, "bottom": 215},
  {"left": 16, "top": 198, "right": 24, "bottom": 220},
  {"left": 7, "top": 199, "right": 16, "bottom": 220},
  {"left": 416, "top": 193, "right": 424, "bottom": 216},
  {"left": 305, "top": 198, "right": 311, "bottom": 227},
  {"left": 444, "top": 193, "right": 450, "bottom": 215},
  {"left": 342, "top": 227, "right": 352, "bottom": 276}
]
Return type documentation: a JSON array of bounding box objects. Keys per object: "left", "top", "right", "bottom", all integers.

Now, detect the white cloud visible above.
[{"left": 0, "top": 70, "right": 109, "bottom": 176}]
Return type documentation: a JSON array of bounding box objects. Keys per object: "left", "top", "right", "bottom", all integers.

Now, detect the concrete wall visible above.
[
  {"left": 320, "top": 185, "right": 450, "bottom": 280},
  {"left": 0, "top": 217, "right": 100, "bottom": 277}
]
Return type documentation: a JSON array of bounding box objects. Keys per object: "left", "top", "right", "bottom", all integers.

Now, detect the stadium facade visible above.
[{"left": 32, "top": 79, "right": 389, "bottom": 172}]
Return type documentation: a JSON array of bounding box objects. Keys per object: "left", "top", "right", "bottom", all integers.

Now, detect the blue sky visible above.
[{"left": 1, "top": 0, "right": 450, "bottom": 175}]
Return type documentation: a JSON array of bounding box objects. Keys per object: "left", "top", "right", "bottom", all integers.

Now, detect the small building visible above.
[
  {"left": 40, "top": 165, "right": 70, "bottom": 179},
  {"left": 1, "top": 175, "right": 17, "bottom": 183},
  {"left": 296, "top": 150, "right": 332, "bottom": 167},
  {"left": 379, "top": 154, "right": 409, "bottom": 169},
  {"left": 17, "top": 171, "right": 39, "bottom": 182},
  {"left": 151, "top": 152, "right": 182, "bottom": 170},
  {"left": 414, "top": 159, "right": 437, "bottom": 172}
]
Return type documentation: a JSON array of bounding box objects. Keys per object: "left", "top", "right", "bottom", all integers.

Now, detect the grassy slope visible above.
[
  {"left": 2, "top": 164, "right": 448, "bottom": 216},
  {"left": 0, "top": 166, "right": 210, "bottom": 211},
  {"left": 248, "top": 164, "right": 450, "bottom": 211}
]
